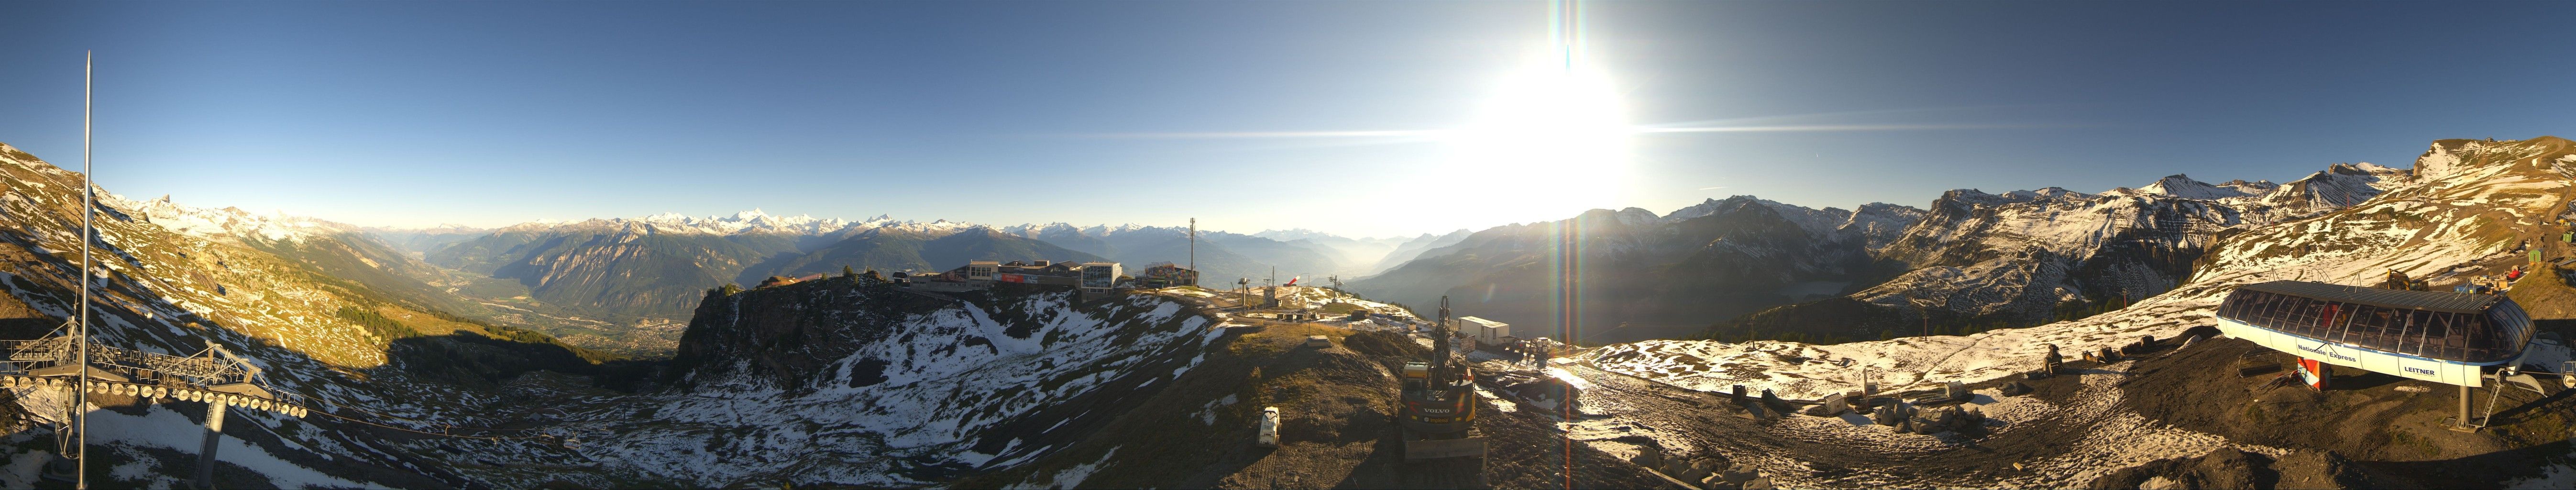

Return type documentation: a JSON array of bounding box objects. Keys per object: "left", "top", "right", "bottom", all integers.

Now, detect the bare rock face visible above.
[{"left": 671, "top": 275, "right": 943, "bottom": 388}]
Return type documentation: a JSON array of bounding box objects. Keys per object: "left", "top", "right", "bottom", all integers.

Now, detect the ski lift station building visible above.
[{"left": 2216, "top": 280, "right": 2534, "bottom": 386}]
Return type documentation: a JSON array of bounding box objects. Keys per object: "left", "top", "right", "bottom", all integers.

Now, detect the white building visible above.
[
  {"left": 1449, "top": 316, "right": 1510, "bottom": 345},
  {"left": 1079, "top": 262, "right": 1123, "bottom": 295}
]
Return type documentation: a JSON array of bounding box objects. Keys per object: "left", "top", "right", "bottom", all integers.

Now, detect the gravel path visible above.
[{"left": 1554, "top": 347, "right": 2280, "bottom": 489}]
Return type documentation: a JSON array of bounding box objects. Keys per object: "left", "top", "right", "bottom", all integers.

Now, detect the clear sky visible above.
[{"left": 3, "top": 1, "right": 2573, "bottom": 238}]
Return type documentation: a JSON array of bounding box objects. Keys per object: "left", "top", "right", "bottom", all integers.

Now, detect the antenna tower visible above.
[
  {"left": 73, "top": 50, "right": 93, "bottom": 490},
  {"left": 1188, "top": 218, "right": 1195, "bottom": 284}
]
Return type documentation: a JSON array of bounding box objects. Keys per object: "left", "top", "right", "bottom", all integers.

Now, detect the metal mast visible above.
[{"left": 76, "top": 49, "right": 93, "bottom": 490}]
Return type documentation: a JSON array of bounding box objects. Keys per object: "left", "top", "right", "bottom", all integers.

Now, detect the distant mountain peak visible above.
[
  {"left": 2136, "top": 174, "right": 2255, "bottom": 200},
  {"left": 1252, "top": 228, "right": 1348, "bottom": 242},
  {"left": 107, "top": 192, "right": 353, "bottom": 243}
]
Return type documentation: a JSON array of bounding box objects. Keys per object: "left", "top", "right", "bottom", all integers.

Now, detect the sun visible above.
[{"left": 1443, "top": 64, "right": 1634, "bottom": 222}]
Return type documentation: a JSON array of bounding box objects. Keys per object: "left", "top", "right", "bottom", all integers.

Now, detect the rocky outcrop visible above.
[
  {"left": 671, "top": 274, "right": 943, "bottom": 387},
  {"left": 1713, "top": 159, "right": 2418, "bottom": 342}
]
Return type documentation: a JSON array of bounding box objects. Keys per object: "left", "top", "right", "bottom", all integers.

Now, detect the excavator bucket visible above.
[{"left": 1403, "top": 437, "right": 1486, "bottom": 460}]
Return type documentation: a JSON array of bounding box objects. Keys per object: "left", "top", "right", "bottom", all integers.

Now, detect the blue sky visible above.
[{"left": 3, "top": 1, "right": 2572, "bottom": 238}]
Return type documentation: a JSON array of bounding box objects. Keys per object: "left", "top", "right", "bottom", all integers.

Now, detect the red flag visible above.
[{"left": 1285, "top": 277, "right": 1299, "bottom": 286}]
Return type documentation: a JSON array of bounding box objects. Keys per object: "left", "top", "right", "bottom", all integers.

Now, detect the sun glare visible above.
[{"left": 1444, "top": 64, "right": 1634, "bottom": 223}]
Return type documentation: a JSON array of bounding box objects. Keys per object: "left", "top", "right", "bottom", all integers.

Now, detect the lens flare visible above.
[{"left": 1444, "top": 65, "right": 1632, "bottom": 220}]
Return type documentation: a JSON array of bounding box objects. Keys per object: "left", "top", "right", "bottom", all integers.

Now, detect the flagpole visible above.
[{"left": 76, "top": 49, "right": 93, "bottom": 490}]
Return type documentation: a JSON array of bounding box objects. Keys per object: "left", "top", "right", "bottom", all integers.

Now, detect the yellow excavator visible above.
[{"left": 1398, "top": 296, "right": 1486, "bottom": 460}]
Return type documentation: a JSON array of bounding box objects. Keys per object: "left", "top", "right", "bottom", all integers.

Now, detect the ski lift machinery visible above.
[{"left": 2213, "top": 280, "right": 2540, "bottom": 431}]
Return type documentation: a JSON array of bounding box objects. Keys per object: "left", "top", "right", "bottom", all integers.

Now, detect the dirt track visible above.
[{"left": 1555, "top": 334, "right": 2576, "bottom": 489}]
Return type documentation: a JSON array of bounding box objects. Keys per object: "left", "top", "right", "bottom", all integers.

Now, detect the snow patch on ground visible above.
[
  {"left": 1014, "top": 447, "right": 1118, "bottom": 490},
  {"left": 77, "top": 403, "right": 376, "bottom": 489}
]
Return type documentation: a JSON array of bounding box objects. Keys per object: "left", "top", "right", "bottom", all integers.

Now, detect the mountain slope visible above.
[
  {"left": 735, "top": 226, "right": 1107, "bottom": 282},
  {"left": 1556, "top": 136, "right": 2576, "bottom": 489},
  {"left": 0, "top": 142, "right": 616, "bottom": 488},
  {"left": 0, "top": 141, "right": 1276, "bottom": 489},
  {"left": 1598, "top": 136, "right": 2575, "bottom": 397},
  {"left": 428, "top": 220, "right": 802, "bottom": 318},
  {"left": 1253, "top": 229, "right": 1405, "bottom": 272},
  {"left": 1709, "top": 162, "right": 2414, "bottom": 342},
  {"left": 364, "top": 224, "right": 488, "bottom": 254},
  {"left": 1351, "top": 198, "right": 1925, "bottom": 344},
  {"left": 1366, "top": 229, "right": 1473, "bottom": 275}
]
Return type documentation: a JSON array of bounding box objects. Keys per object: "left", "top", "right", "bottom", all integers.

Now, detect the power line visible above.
[{"left": 300, "top": 409, "right": 554, "bottom": 442}]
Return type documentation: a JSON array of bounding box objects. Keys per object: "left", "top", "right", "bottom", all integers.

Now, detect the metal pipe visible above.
[
  {"left": 194, "top": 401, "right": 225, "bottom": 489},
  {"left": 2459, "top": 383, "right": 2473, "bottom": 429}
]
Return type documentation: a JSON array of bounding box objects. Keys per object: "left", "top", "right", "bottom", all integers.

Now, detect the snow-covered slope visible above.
[{"left": 530, "top": 279, "right": 1227, "bottom": 488}]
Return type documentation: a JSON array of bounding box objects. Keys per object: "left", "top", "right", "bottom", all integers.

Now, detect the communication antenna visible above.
[
  {"left": 1188, "top": 218, "right": 1195, "bottom": 284},
  {"left": 74, "top": 50, "right": 94, "bottom": 490}
]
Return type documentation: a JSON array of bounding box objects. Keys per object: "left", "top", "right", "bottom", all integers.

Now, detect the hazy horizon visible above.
[{"left": 5, "top": 1, "right": 2573, "bottom": 237}]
